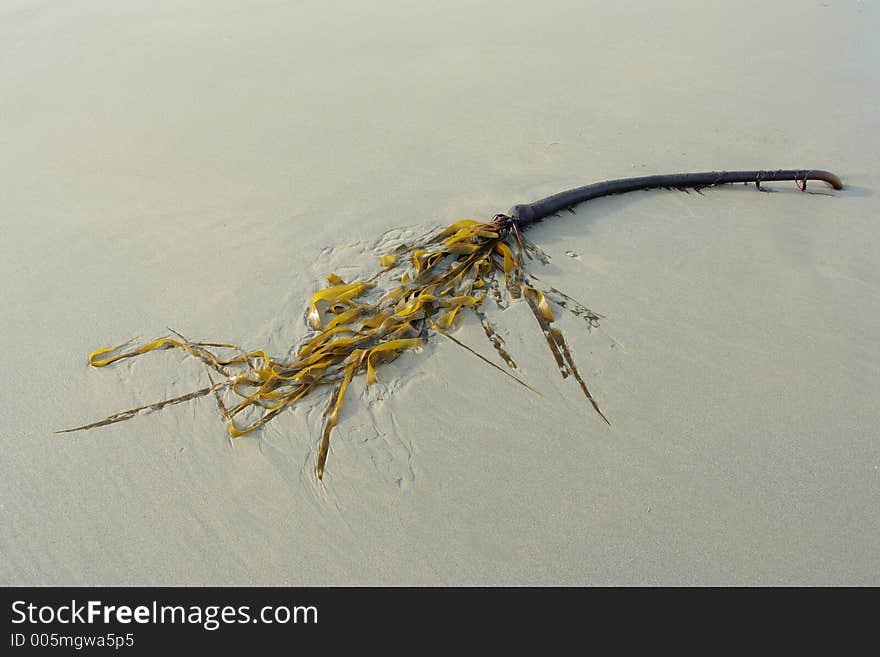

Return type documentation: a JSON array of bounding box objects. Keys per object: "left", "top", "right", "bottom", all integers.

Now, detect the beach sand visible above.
[{"left": 1, "top": 0, "right": 878, "bottom": 585}]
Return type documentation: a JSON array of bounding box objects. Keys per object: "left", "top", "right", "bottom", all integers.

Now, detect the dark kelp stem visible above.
[{"left": 509, "top": 169, "right": 843, "bottom": 227}]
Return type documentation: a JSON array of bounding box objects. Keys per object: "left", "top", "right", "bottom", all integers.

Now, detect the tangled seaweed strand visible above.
[{"left": 59, "top": 214, "right": 607, "bottom": 479}]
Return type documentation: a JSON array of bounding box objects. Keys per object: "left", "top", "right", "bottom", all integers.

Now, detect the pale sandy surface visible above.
[{"left": 1, "top": 0, "right": 878, "bottom": 585}]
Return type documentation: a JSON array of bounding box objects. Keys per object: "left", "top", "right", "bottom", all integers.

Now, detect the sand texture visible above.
[{"left": 1, "top": 0, "right": 878, "bottom": 585}]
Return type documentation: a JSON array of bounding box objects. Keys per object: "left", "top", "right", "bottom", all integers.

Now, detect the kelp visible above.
[{"left": 60, "top": 214, "right": 607, "bottom": 479}]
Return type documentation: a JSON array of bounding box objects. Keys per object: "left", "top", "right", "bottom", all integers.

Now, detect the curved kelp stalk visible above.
[{"left": 59, "top": 169, "right": 843, "bottom": 479}]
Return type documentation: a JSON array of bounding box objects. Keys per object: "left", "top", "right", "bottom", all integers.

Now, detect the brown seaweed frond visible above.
[{"left": 60, "top": 215, "right": 608, "bottom": 479}]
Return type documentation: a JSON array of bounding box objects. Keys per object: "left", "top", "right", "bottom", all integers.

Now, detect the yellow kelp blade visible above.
[
  {"left": 435, "top": 219, "right": 481, "bottom": 239},
  {"left": 365, "top": 337, "right": 422, "bottom": 384},
  {"left": 494, "top": 241, "right": 518, "bottom": 281},
  {"left": 298, "top": 325, "right": 359, "bottom": 357},
  {"left": 473, "top": 307, "right": 517, "bottom": 369},
  {"left": 316, "top": 350, "right": 366, "bottom": 479},
  {"left": 56, "top": 383, "right": 226, "bottom": 433},
  {"left": 307, "top": 281, "right": 374, "bottom": 330},
  {"left": 88, "top": 337, "right": 183, "bottom": 367},
  {"left": 522, "top": 283, "right": 609, "bottom": 424}
]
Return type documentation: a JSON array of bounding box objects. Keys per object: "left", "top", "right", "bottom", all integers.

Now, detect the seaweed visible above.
[{"left": 59, "top": 215, "right": 606, "bottom": 479}]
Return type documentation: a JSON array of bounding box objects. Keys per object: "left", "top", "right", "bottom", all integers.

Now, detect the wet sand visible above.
[{"left": 1, "top": 0, "right": 878, "bottom": 585}]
